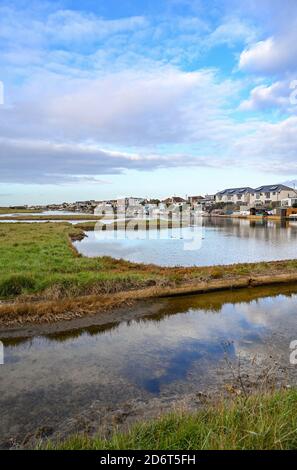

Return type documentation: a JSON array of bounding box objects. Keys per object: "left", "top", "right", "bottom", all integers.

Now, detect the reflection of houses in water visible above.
[{"left": 201, "top": 217, "right": 297, "bottom": 243}]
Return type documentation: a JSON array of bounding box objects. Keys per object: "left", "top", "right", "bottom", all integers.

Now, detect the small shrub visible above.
[
  {"left": 0, "top": 274, "right": 36, "bottom": 297},
  {"left": 209, "top": 268, "right": 224, "bottom": 279}
]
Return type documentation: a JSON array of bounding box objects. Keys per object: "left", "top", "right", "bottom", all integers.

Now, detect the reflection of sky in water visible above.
[
  {"left": 74, "top": 218, "right": 297, "bottom": 266},
  {"left": 126, "top": 340, "right": 236, "bottom": 394},
  {"left": 0, "top": 293, "right": 288, "bottom": 398},
  {"left": 1, "top": 288, "right": 297, "bottom": 444}
]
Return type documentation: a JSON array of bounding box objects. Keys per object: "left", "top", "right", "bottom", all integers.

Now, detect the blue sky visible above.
[{"left": 0, "top": 0, "right": 297, "bottom": 204}]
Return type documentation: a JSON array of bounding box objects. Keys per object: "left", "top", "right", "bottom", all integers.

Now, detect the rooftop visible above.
[
  {"left": 216, "top": 187, "right": 254, "bottom": 196},
  {"left": 254, "top": 184, "right": 296, "bottom": 193}
]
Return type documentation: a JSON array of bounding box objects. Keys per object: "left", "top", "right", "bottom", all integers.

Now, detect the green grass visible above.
[
  {"left": 0, "top": 214, "right": 102, "bottom": 220},
  {"left": 0, "top": 223, "right": 158, "bottom": 299},
  {"left": 0, "top": 207, "right": 42, "bottom": 214},
  {"left": 42, "top": 389, "right": 297, "bottom": 450},
  {"left": 1, "top": 222, "right": 297, "bottom": 301}
]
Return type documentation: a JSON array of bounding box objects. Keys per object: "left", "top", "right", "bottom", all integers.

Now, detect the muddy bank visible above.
[
  {"left": 9, "top": 356, "right": 291, "bottom": 450},
  {"left": 0, "top": 300, "right": 163, "bottom": 340},
  {"left": 1, "top": 282, "right": 296, "bottom": 340},
  {"left": 2, "top": 272, "right": 297, "bottom": 329}
]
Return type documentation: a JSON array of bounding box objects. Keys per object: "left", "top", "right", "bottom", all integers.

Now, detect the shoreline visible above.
[
  {"left": 2, "top": 283, "right": 296, "bottom": 450},
  {"left": 2, "top": 222, "right": 297, "bottom": 330},
  {"left": 39, "top": 388, "right": 297, "bottom": 451},
  {"left": 1, "top": 269, "right": 297, "bottom": 330}
]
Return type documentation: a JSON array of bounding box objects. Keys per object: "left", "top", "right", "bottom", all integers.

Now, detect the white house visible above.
[
  {"left": 281, "top": 197, "right": 297, "bottom": 207},
  {"left": 250, "top": 185, "right": 297, "bottom": 207},
  {"left": 215, "top": 187, "right": 254, "bottom": 205}
]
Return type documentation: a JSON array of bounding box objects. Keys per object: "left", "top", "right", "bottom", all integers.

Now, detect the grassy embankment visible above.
[
  {"left": 0, "top": 207, "right": 42, "bottom": 214},
  {"left": 0, "top": 214, "right": 103, "bottom": 221},
  {"left": 43, "top": 389, "right": 297, "bottom": 450},
  {"left": 2, "top": 222, "right": 297, "bottom": 324}
]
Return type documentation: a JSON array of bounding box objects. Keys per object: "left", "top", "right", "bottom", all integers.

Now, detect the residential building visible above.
[
  {"left": 215, "top": 187, "right": 254, "bottom": 205},
  {"left": 250, "top": 185, "right": 297, "bottom": 207},
  {"left": 116, "top": 197, "right": 145, "bottom": 211},
  {"left": 203, "top": 194, "right": 216, "bottom": 205},
  {"left": 162, "top": 196, "right": 186, "bottom": 205},
  {"left": 281, "top": 197, "right": 297, "bottom": 207},
  {"left": 188, "top": 195, "right": 205, "bottom": 206}
]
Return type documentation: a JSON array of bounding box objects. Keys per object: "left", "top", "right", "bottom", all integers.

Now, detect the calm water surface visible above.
[
  {"left": 74, "top": 217, "right": 297, "bottom": 266},
  {"left": 1, "top": 285, "right": 297, "bottom": 446}
]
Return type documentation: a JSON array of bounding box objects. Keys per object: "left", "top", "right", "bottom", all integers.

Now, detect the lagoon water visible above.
[
  {"left": 1, "top": 285, "right": 297, "bottom": 447},
  {"left": 74, "top": 217, "right": 297, "bottom": 267}
]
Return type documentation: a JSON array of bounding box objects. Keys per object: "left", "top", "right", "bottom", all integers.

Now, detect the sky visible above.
[{"left": 0, "top": 0, "right": 297, "bottom": 205}]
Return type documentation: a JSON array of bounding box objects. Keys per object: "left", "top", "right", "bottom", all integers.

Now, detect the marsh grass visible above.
[
  {"left": 1, "top": 223, "right": 297, "bottom": 302},
  {"left": 42, "top": 389, "right": 297, "bottom": 450},
  {"left": 0, "top": 223, "right": 159, "bottom": 300},
  {"left": 0, "top": 207, "right": 42, "bottom": 214}
]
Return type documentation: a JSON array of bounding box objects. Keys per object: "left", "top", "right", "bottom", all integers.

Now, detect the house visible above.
[
  {"left": 116, "top": 197, "right": 145, "bottom": 211},
  {"left": 203, "top": 194, "right": 216, "bottom": 206},
  {"left": 188, "top": 195, "right": 205, "bottom": 206},
  {"left": 162, "top": 196, "right": 186, "bottom": 206},
  {"left": 281, "top": 197, "right": 297, "bottom": 207},
  {"left": 127, "top": 197, "right": 146, "bottom": 206},
  {"left": 215, "top": 187, "right": 254, "bottom": 205},
  {"left": 250, "top": 185, "right": 297, "bottom": 207}
]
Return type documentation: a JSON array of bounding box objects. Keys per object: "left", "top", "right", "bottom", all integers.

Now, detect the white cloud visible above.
[
  {"left": 239, "top": 36, "right": 297, "bottom": 75},
  {"left": 239, "top": 81, "right": 291, "bottom": 111},
  {"left": 238, "top": 0, "right": 297, "bottom": 77},
  {"left": 0, "top": 137, "right": 225, "bottom": 184},
  {"left": 1, "top": 1, "right": 297, "bottom": 187},
  {"left": 232, "top": 116, "right": 297, "bottom": 173},
  {"left": 0, "top": 6, "right": 148, "bottom": 47},
  {"left": 207, "top": 17, "right": 257, "bottom": 48},
  {"left": 0, "top": 65, "right": 241, "bottom": 144}
]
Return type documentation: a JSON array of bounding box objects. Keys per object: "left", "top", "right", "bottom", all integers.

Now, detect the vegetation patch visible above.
[
  {"left": 42, "top": 389, "right": 297, "bottom": 450},
  {"left": 1, "top": 223, "right": 297, "bottom": 325},
  {"left": 0, "top": 274, "right": 36, "bottom": 297},
  {"left": 0, "top": 207, "right": 42, "bottom": 214}
]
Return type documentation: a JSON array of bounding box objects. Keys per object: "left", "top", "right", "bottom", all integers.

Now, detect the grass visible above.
[
  {"left": 0, "top": 207, "right": 42, "bottom": 214},
  {"left": 0, "top": 214, "right": 103, "bottom": 221},
  {"left": 42, "top": 389, "right": 297, "bottom": 450},
  {"left": 2, "top": 222, "right": 297, "bottom": 319},
  {"left": 0, "top": 223, "right": 159, "bottom": 300}
]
